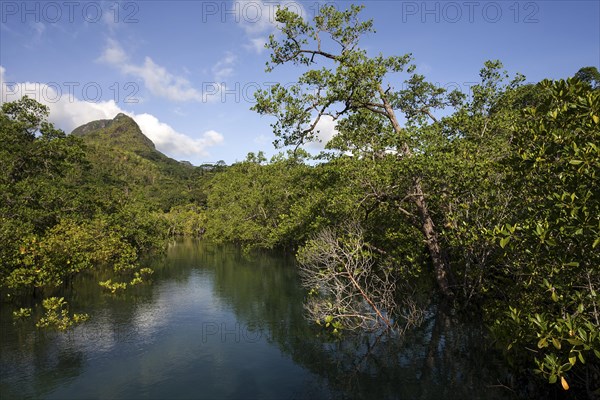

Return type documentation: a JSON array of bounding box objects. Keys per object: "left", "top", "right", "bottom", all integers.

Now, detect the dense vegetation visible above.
[
  {"left": 1, "top": 4, "right": 598, "bottom": 398},
  {"left": 0, "top": 99, "right": 214, "bottom": 327},
  {"left": 204, "top": 5, "right": 599, "bottom": 397}
]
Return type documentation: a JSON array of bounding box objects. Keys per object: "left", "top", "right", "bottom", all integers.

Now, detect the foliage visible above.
[
  {"left": 205, "top": 150, "right": 341, "bottom": 251},
  {"left": 35, "top": 297, "right": 88, "bottom": 331},
  {"left": 74, "top": 113, "right": 207, "bottom": 212},
  {"left": 488, "top": 78, "right": 600, "bottom": 396},
  {"left": 432, "top": 62, "right": 537, "bottom": 302},
  {"left": 98, "top": 279, "right": 128, "bottom": 294},
  {"left": 575, "top": 66, "right": 600, "bottom": 90},
  {"left": 252, "top": 4, "right": 474, "bottom": 297},
  {"left": 242, "top": 4, "right": 600, "bottom": 394},
  {"left": 0, "top": 97, "right": 195, "bottom": 329},
  {"left": 164, "top": 204, "right": 207, "bottom": 236},
  {"left": 12, "top": 307, "right": 32, "bottom": 321},
  {"left": 2, "top": 6, "right": 598, "bottom": 396}
]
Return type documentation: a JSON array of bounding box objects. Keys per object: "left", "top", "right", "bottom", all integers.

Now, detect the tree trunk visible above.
[
  {"left": 378, "top": 87, "right": 453, "bottom": 298},
  {"left": 413, "top": 179, "right": 453, "bottom": 298}
]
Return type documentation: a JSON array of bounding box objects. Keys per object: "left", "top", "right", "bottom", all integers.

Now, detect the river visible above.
[{"left": 0, "top": 239, "right": 515, "bottom": 399}]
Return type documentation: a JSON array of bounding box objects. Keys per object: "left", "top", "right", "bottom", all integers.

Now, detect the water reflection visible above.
[
  {"left": 202, "top": 241, "right": 513, "bottom": 399},
  {"left": 0, "top": 240, "right": 514, "bottom": 399}
]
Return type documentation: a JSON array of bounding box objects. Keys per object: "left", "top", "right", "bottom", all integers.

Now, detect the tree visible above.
[
  {"left": 298, "top": 221, "right": 424, "bottom": 333},
  {"left": 489, "top": 78, "right": 600, "bottom": 396},
  {"left": 253, "top": 5, "right": 460, "bottom": 297},
  {"left": 0, "top": 97, "right": 170, "bottom": 324},
  {"left": 575, "top": 66, "right": 600, "bottom": 90}
]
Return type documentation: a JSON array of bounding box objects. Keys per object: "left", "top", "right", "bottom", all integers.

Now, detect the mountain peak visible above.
[
  {"left": 114, "top": 112, "right": 130, "bottom": 120},
  {"left": 71, "top": 113, "right": 156, "bottom": 154}
]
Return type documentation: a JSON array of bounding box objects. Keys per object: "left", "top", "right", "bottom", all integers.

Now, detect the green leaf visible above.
[
  {"left": 564, "top": 261, "right": 579, "bottom": 267},
  {"left": 567, "top": 338, "right": 584, "bottom": 346},
  {"left": 538, "top": 337, "right": 548, "bottom": 348},
  {"left": 552, "top": 338, "right": 561, "bottom": 350},
  {"left": 499, "top": 237, "right": 510, "bottom": 249}
]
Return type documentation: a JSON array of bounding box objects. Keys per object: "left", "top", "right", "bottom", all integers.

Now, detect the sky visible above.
[{"left": 1, "top": 0, "right": 599, "bottom": 165}]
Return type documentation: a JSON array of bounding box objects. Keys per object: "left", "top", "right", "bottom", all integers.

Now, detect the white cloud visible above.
[
  {"left": 306, "top": 115, "right": 338, "bottom": 150},
  {"left": 23, "top": 21, "right": 47, "bottom": 48},
  {"left": 234, "top": 0, "right": 274, "bottom": 35},
  {"left": 212, "top": 52, "right": 236, "bottom": 82},
  {"left": 98, "top": 39, "right": 206, "bottom": 102},
  {"left": 125, "top": 57, "right": 205, "bottom": 102},
  {"left": 244, "top": 37, "right": 268, "bottom": 54},
  {"left": 135, "top": 114, "right": 224, "bottom": 157},
  {"left": 98, "top": 39, "right": 239, "bottom": 103},
  {"left": 101, "top": 6, "right": 125, "bottom": 34},
  {"left": 0, "top": 67, "right": 223, "bottom": 159},
  {"left": 31, "top": 21, "right": 46, "bottom": 36},
  {"left": 172, "top": 107, "right": 186, "bottom": 116},
  {"left": 234, "top": 0, "right": 306, "bottom": 34},
  {"left": 97, "top": 38, "right": 128, "bottom": 65}
]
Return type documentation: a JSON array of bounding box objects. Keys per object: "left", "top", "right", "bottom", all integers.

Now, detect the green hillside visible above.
[
  {"left": 72, "top": 113, "right": 155, "bottom": 149},
  {"left": 0, "top": 99, "right": 211, "bottom": 310},
  {"left": 71, "top": 113, "right": 205, "bottom": 211}
]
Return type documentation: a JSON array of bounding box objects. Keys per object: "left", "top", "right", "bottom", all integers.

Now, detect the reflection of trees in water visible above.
[
  {"left": 1, "top": 241, "right": 515, "bottom": 400},
  {"left": 0, "top": 326, "right": 85, "bottom": 399},
  {"left": 208, "top": 243, "right": 513, "bottom": 399},
  {"left": 276, "top": 307, "right": 513, "bottom": 400},
  {"left": 0, "top": 240, "right": 199, "bottom": 400}
]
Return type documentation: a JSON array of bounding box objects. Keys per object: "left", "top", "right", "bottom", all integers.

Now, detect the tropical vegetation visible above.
[{"left": 1, "top": 4, "right": 598, "bottom": 398}]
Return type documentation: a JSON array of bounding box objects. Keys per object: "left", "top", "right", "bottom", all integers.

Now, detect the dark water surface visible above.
[{"left": 1, "top": 240, "right": 514, "bottom": 399}]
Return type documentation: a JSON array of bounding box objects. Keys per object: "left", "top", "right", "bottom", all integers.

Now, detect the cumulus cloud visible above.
[
  {"left": 98, "top": 39, "right": 207, "bottom": 102},
  {"left": 98, "top": 39, "right": 239, "bottom": 103},
  {"left": 0, "top": 67, "right": 223, "bottom": 159},
  {"left": 134, "top": 114, "right": 224, "bottom": 157},
  {"left": 97, "top": 38, "right": 128, "bottom": 65},
  {"left": 306, "top": 115, "right": 338, "bottom": 150}
]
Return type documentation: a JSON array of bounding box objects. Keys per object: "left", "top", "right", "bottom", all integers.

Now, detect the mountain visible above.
[
  {"left": 71, "top": 113, "right": 197, "bottom": 169},
  {"left": 70, "top": 113, "right": 205, "bottom": 211},
  {"left": 72, "top": 113, "right": 162, "bottom": 159}
]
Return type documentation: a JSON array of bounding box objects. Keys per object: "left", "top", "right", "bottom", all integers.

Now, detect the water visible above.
[{"left": 1, "top": 240, "right": 515, "bottom": 399}]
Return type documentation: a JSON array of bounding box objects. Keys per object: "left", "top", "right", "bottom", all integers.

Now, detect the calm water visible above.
[{"left": 1, "top": 240, "right": 514, "bottom": 399}]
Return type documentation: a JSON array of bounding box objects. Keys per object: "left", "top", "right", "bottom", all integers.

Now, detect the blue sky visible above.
[{"left": 1, "top": 1, "right": 598, "bottom": 164}]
